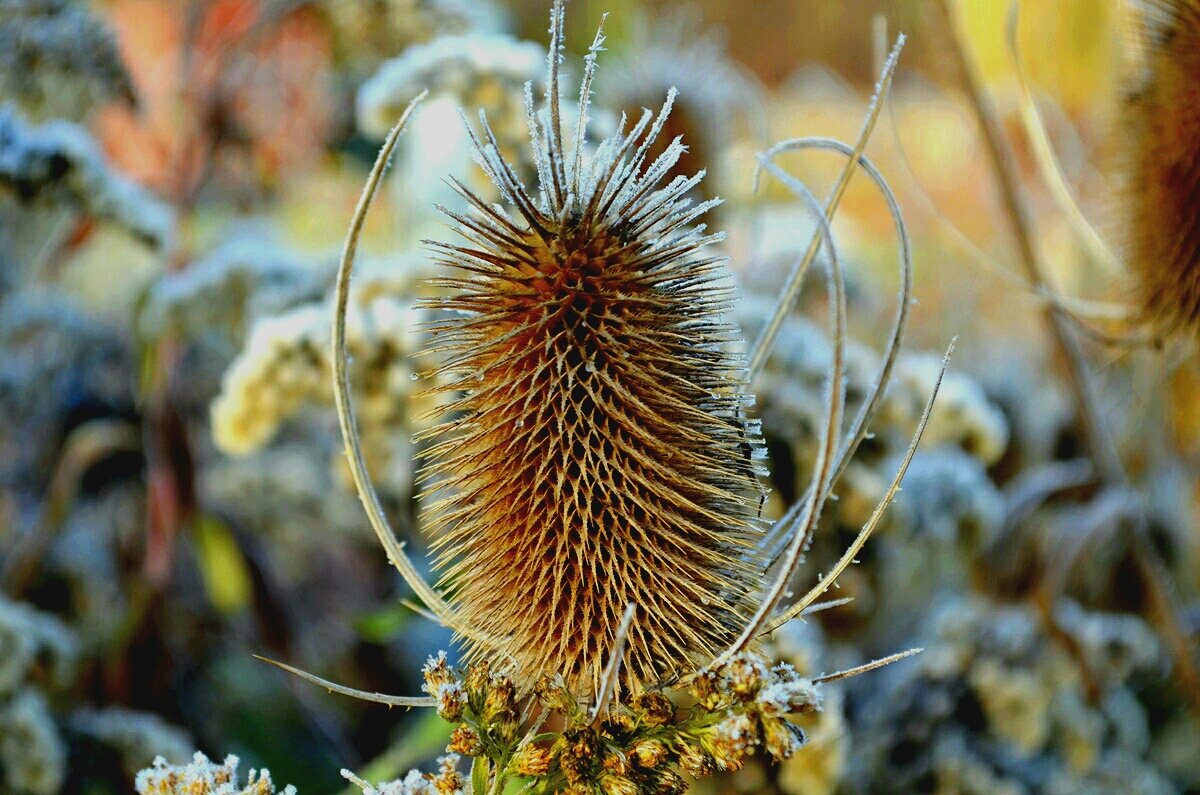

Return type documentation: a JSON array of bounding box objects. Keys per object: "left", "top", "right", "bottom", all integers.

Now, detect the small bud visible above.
[
  {"left": 447, "top": 725, "right": 483, "bottom": 757},
  {"left": 534, "top": 674, "right": 575, "bottom": 714},
  {"left": 436, "top": 682, "right": 467, "bottom": 722},
  {"left": 601, "top": 750, "right": 629, "bottom": 776},
  {"left": 603, "top": 710, "right": 636, "bottom": 735},
  {"left": 722, "top": 653, "right": 769, "bottom": 701},
  {"left": 756, "top": 678, "right": 821, "bottom": 716},
  {"left": 762, "top": 716, "right": 807, "bottom": 761},
  {"left": 464, "top": 660, "right": 491, "bottom": 697},
  {"left": 629, "top": 738, "right": 668, "bottom": 769},
  {"left": 677, "top": 743, "right": 717, "bottom": 778},
  {"left": 432, "top": 754, "right": 464, "bottom": 794},
  {"left": 422, "top": 651, "right": 455, "bottom": 694},
  {"left": 654, "top": 770, "right": 688, "bottom": 794},
  {"left": 710, "top": 712, "right": 756, "bottom": 770},
  {"left": 511, "top": 742, "right": 553, "bottom": 777},
  {"left": 690, "top": 669, "right": 722, "bottom": 710},
  {"left": 631, "top": 691, "right": 674, "bottom": 726},
  {"left": 482, "top": 673, "right": 517, "bottom": 722},
  {"left": 558, "top": 729, "right": 599, "bottom": 785}
]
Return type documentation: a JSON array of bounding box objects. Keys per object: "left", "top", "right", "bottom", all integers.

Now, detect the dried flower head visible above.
[
  {"left": 1121, "top": 0, "right": 1200, "bottom": 335},
  {"left": 416, "top": 5, "right": 768, "bottom": 696}
]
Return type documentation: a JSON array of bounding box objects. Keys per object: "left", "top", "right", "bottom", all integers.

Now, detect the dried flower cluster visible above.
[
  {"left": 210, "top": 273, "right": 437, "bottom": 497},
  {"left": 340, "top": 650, "right": 824, "bottom": 794},
  {"left": 136, "top": 752, "right": 295, "bottom": 795},
  {"left": 850, "top": 597, "right": 1179, "bottom": 794}
]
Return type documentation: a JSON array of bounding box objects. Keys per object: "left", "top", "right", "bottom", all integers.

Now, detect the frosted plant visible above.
[
  {"left": 849, "top": 596, "right": 1177, "bottom": 794},
  {"left": 0, "top": 0, "right": 135, "bottom": 122},
  {"left": 597, "top": 7, "right": 765, "bottom": 205},
  {"left": 0, "top": 599, "right": 75, "bottom": 794},
  {"left": 321, "top": 0, "right": 506, "bottom": 76},
  {"left": 0, "top": 596, "right": 77, "bottom": 696},
  {"left": 135, "top": 752, "right": 295, "bottom": 795},
  {"left": 357, "top": 34, "right": 544, "bottom": 141},
  {"left": 0, "top": 106, "right": 171, "bottom": 283},
  {"left": 0, "top": 689, "right": 65, "bottom": 795},
  {"left": 881, "top": 352, "right": 1010, "bottom": 467},
  {"left": 357, "top": 33, "right": 550, "bottom": 240},
  {"left": 140, "top": 236, "right": 330, "bottom": 347}
]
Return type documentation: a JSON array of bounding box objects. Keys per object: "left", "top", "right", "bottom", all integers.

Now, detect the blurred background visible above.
[{"left": 1, "top": 0, "right": 1198, "bottom": 792}]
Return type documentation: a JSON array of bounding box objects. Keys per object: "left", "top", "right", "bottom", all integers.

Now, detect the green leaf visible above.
[
  {"left": 471, "top": 756, "right": 490, "bottom": 795},
  {"left": 193, "top": 514, "right": 252, "bottom": 614}
]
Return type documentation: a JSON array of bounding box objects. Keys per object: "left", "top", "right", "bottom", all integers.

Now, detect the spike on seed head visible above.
[{"left": 417, "top": 1, "right": 766, "bottom": 698}]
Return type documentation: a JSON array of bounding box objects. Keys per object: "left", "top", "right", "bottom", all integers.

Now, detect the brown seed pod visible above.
[
  {"left": 1122, "top": 0, "right": 1200, "bottom": 334},
  {"left": 415, "top": 5, "right": 767, "bottom": 697}
]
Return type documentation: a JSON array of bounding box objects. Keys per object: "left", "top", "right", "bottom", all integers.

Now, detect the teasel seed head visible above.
[
  {"left": 1121, "top": 0, "right": 1200, "bottom": 335},
  {"left": 417, "top": 1, "right": 767, "bottom": 697}
]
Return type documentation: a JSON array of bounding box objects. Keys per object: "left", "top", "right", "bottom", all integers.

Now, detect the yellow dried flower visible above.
[
  {"left": 631, "top": 691, "right": 675, "bottom": 727},
  {"left": 629, "top": 738, "right": 669, "bottom": 769},
  {"left": 709, "top": 712, "right": 757, "bottom": 770},
  {"left": 510, "top": 741, "right": 553, "bottom": 777},
  {"left": 447, "top": 725, "right": 482, "bottom": 757},
  {"left": 762, "top": 716, "right": 807, "bottom": 762},
  {"left": 676, "top": 743, "right": 717, "bottom": 779}
]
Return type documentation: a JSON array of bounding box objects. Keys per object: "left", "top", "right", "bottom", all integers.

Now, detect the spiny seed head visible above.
[
  {"left": 419, "top": 1, "right": 766, "bottom": 697},
  {"left": 1122, "top": 0, "right": 1200, "bottom": 334}
]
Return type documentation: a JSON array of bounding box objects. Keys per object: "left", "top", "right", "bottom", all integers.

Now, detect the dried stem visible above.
[
  {"left": 765, "top": 340, "right": 955, "bottom": 634},
  {"left": 934, "top": 0, "right": 1124, "bottom": 482},
  {"left": 746, "top": 35, "right": 906, "bottom": 377},
  {"left": 721, "top": 152, "right": 847, "bottom": 661},
  {"left": 753, "top": 138, "right": 913, "bottom": 574},
  {"left": 1006, "top": 0, "right": 1120, "bottom": 273}
]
